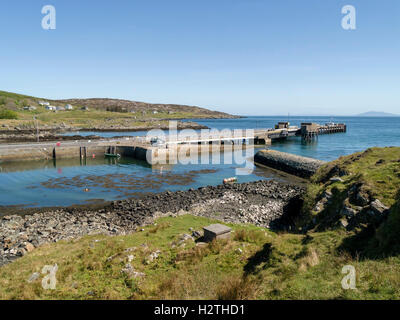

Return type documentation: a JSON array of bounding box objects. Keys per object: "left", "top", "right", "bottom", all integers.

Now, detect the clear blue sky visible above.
[{"left": 0, "top": 0, "right": 399, "bottom": 115}]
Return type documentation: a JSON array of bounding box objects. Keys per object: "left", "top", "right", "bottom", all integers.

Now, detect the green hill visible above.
[{"left": 0, "top": 90, "right": 238, "bottom": 131}]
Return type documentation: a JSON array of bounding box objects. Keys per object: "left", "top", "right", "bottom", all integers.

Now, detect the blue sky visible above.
[{"left": 0, "top": 0, "right": 399, "bottom": 115}]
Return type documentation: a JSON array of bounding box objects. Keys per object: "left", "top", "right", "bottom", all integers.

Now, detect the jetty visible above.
[{"left": 0, "top": 122, "right": 346, "bottom": 163}]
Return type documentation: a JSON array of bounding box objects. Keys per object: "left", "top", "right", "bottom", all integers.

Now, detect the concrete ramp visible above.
[{"left": 254, "top": 149, "right": 326, "bottom": 178}]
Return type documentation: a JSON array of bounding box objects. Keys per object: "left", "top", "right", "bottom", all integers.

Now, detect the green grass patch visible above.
[{"left": 1, "top": 214, "right": 400, "bottom": 300}]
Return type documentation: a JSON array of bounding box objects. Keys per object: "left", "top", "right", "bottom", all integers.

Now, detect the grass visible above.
[{"left": 1, "top": 214, "right": 400, "bottom": 300}]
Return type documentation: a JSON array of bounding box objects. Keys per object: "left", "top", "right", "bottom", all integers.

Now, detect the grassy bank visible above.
[{"left": 1, "top": 214, "right": 400, "bottom": 300}]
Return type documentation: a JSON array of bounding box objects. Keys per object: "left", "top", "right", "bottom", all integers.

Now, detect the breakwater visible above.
[{"left": 254, "top": 149, "right": 326, "bottom": 178}]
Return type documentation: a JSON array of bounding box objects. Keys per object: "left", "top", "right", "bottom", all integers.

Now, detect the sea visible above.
[{"left": 1, "top": 116, "right": 399, "bottom": 208}]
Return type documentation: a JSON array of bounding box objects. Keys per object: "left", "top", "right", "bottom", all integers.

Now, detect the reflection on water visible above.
[{"left": 0, "top": 148, "right": 297, "bottom": 208}]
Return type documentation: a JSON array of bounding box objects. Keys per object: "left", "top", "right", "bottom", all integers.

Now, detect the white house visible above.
[
  {"left": 46, "top": 105, "right": 56, "bottom": 111},
  {"left": 23, "top": 106, "right": 37, "bottom": 111},
  {"left": 38, "top": 101, "right": 50, "bottom": 106},
  {"left": 65, "top": 104, "right": 73, "bottom": 110},
  {"left": 56, "top": 106, "right": 65, "bottom": 111}
]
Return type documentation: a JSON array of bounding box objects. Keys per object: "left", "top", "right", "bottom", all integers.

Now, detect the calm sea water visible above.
[
  {"left": 185, "top": 116, "right": 400, "bottom": 161},
  {"left": 2, "top": 116, "right": 399, "bottom": 208}
]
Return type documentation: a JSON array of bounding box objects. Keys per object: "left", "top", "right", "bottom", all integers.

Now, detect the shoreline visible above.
[
  {"left": 0, "top": 179, "right": 305, "bottom": 267},
  {"left": 0, "top": 120, "right": 210, "bottom": 144}
]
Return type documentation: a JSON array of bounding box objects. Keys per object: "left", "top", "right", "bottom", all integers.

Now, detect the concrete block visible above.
[{"left": 203, "top": 224, "right": 232, "bottom": 242}]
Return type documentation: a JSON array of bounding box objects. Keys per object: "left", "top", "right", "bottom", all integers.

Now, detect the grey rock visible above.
[
  {"left": 27, "top": 272, "right": 40, "bottom": 283},
  {"left": 370, "top": 199, "right": 389, "bottom": 215},
  {"left": 341, "top": 206, "right": 359, "bottom": 218}
]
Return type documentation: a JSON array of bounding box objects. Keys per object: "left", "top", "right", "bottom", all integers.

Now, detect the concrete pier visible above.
[
  {"left": 0, "top": 122, "right": 346, "bottom": 164},
  {"left": 254, "top": 149, "right": 326, "bottom": 178}
]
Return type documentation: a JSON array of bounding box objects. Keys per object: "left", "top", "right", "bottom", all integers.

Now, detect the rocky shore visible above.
[
  {"left": 0, "top": 180, "right": 305, "bottom": 266},
  {"left": 0, "top": 120, "right": 208, "bottom": 143}
]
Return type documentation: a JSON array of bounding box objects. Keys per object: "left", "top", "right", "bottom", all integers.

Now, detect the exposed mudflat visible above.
[{"left": 0, "top": 179, "right": 305, "bottom": 266}]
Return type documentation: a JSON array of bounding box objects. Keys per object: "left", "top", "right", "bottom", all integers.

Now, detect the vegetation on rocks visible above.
[{"left": 299, "top": 147, "right": 400, "bottom": 258}]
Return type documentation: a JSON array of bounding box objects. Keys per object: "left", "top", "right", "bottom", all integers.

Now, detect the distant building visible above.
[
  {"left": 56, "top": 106, "right": 65, "bottom": 111},
  {"left": 65, "top": 104, "right": 73, "bottom": 110},
  {"left": 38, "top": 101, "right": 50, "bottom": 106},
  {"left": 275, "top": 122, "right": 290, "bottom": 129},
  {"left": 46, "top": 105, "right": 56, "bottom": 111},
  {"left": 81, "top": 106, "right": 89, "bottom": 111},
  {"left": 152, "top": 110, "right": 158, "bottom": 114},
  {"left": 23, "top": 106, "right": 37, "bottom": 111}
]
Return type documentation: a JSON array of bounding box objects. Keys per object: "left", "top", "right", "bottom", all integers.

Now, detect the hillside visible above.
[
  {"left": 0, "top": 90, "right": 239, "bottom": 136},
  {"left": 300, "top": 147, "right": 400, "bottom": 257},
  {"left": 356, "top": 111, "right": 399, "bottom": 117},
  {"left": 0, "top": 90, "right": 237, "bottom": 119}
]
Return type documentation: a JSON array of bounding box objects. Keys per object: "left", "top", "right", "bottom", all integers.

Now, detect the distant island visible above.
[{"left": 356, "top": 111, "right": 400, "bottom": 117}]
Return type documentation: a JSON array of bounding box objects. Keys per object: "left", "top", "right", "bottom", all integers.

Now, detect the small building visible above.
[
  {"left": 275, "top": 122, "right": 290, "bottom": 129},
  {"left": 65, "top": 104, "right": 73, "bottom": 110},
  {"left": 38, "top": 101, "right": 50, "bottom": 106},
  {"left": 56, "top": 106, "right": 65, "bottom": 111},
  {"left": 152, "top": 110, "right": 158, "bottom": 114},
  {"left": 301, "top": 122, "right": 319, "bottom": 133},
  {"left": 23, "top": 106, "right": 37, "bottom": 111},
  {"left": 81, "top": 106, "right": 89, "bottom": 111},
  {"left": 46, "top": 105, "right": 56, "bottom": 111}
]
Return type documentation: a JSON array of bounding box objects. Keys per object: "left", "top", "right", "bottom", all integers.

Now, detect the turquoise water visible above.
[
  {"left": 1, "top": 116, "right": 399, "bottom": 208},
  {"left": 0, "top": 149, "right": 277, "bottom": 208}
]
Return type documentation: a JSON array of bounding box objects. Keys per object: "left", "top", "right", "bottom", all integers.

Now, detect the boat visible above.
[{"left": 104, "top": 153, "right": 121, "bottom": 158}]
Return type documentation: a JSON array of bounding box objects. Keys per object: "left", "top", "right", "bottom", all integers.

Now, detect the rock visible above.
[
  {"left": 341, "top": 206, "right": 359, "bottom": 218},
  {"left": 370, "top": 199, "right": 389, "bottom": 215},
  {"left": 27, "top": 272, "right": 40, "bottom": 283},
  {"left": 330, "top": 177, "right": 344, "bottom": 183},
  {"left": 25, "top": 243, "right": 35, "bottom": 252},
  {"left": 180, "top": 234, "right": 194, "bottom": 242},
  {"left": 121, "top": 263, "right": 145, "bottom": 279},
  {"left": 355, "top": 191, "right": 370, "bottom": 206},
  {"left": 192, "top": 230, "right": 202, "bottom": 238},
  {"left": 196, "top": 242, "right": 207, "bottom": 247},
  {"left": 145, "top": 250, "right": 161, "bottom": 264},
  {"left": 236, "top": 248, "right": 243, "bottom": 254},
  {"left": 127, "top": 255, "right": 134, "bottom": 262},
  {"left": 340, "top": 218, "right": 349, "bottom": 228}
]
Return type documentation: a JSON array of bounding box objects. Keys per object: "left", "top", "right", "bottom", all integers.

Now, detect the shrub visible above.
[{"left": 0, "top": 109, "right": 18, "bottom": 119}]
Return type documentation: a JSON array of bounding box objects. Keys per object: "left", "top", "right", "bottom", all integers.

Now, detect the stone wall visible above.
[{"left": 254, "top": 149, "right": 326, "bottom": 178}]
